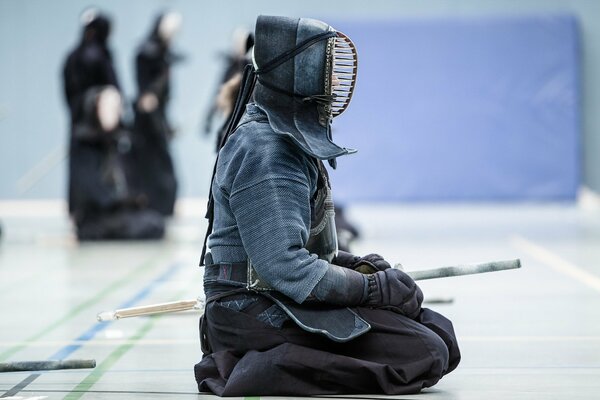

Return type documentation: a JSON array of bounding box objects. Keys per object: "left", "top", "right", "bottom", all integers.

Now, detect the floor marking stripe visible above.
[
  {"left": 460, "top": 336, "right": 600, "bottom": 342},
  {"left": 62, "top": 289, "right": 191, "bottom": 400},
  {"left": 0, "top": 338, "right": 196, "bottom": 348},
  {"left": 3, "top": 389, "right": 201, "bottom": 396},
  {"left": 1, "top": 261, "right": 185, "bottom": 398},
  {"left": 511, "top": 235, "right": 600, "bottom": 292},
  {"left": 63, "top": 317, "right": 157, "bottom": 400},
  {"left": 49, "top": 261, "right": 185, "bottom": 361},
  {"left": 0, "top": 374, "right": 40, "bottom": 398},
  {"left": 0, "top": 251, "right": 168, "bottom": 363},
  {"left": 4, "top": 335, "right": 600, "bottom": 349}
]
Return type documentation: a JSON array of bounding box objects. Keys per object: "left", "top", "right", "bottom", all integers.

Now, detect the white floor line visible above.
[
  {"left": 460, "top": 336, "right": 600, "bottom": 342},
  {"left": 0, "top": 198, "right": 207, "bottom": 218},
  {"left": 2, "top": 336, "right": 600, "bottom": 349},
  {"left": 0, "top": 339, "right": 199, "bottom": 347},
  {"left": 510, "top": 235, "right": 600, "bottom": 292},
  {"left": 0, "top": 397, "right": 48, "bottom": 400}
]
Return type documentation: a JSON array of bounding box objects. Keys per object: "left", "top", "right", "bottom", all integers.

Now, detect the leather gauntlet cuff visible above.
[
  {"left": 310, "top": 264, "right": 368, "bottom": 306},
  {"left": 365, "top": 274, "right": 379, "bottom": 305},
  {"left": 332, "top": 250, "right": 360, "bottom": 268}
]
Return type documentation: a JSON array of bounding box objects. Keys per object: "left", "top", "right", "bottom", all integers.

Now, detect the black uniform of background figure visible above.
[
  {"left": 203, "top": 29, "right": 254, "bottom": 151},
  {"left": 63, "top": 12, "right": 119, "bottom": 215},
  {"left": 69, "top": 87, "right": 164, "bottom": 241},
  {"left": 129, "top": 13, "right": 180, "bottom": 216}
]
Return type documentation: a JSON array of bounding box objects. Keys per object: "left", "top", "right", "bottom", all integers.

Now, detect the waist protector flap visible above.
[{"left": 263, "top": 291, "right": 370, "bottom": 342}]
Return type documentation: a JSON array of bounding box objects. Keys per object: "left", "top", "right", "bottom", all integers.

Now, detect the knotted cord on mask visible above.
[{"left": 199, "top": 30, "right": 337, "bottom": 266}]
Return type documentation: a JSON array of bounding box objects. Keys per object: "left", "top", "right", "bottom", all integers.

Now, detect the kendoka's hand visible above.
[
  {"left": 365, "top": 269, "right": 423, "bottom": 319},
  {"left": 352, "top": 253, "right": 392, "bottom": 274},
  {"left": 333, "top": 251, "right": 392, "bottom": 273},
  {"left": 138, "top": 92, "right": 158, "bottom": 113}
]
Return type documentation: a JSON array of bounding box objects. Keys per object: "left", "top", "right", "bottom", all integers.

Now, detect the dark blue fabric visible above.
[
  {"left": 256, "top": 304, "right": 289, "bottom": 328},
  {"left": 220, "top": 297, "right": 257, "bottom": 312},
  {"left": 196, "top": 301, "right": 459, "bottom": 396},
  {"left": 329, "top": 14, "right": 580, "bottom": 201},
  {"left": 207, "top": 104, "right": 329, "bottom": 303}
]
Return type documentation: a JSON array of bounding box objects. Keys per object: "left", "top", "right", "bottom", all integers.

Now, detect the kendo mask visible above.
[
  {"left": 252, "top": 16, "right": 357, "bottom": 162},
  {"left": 73, "top": 86, "right": 123, "bottom": 142},
  {"left": 80, "top": 8, "right": 111, "bottom": 44},
  {"left": 327, "top": 31, "right": 358, "bottom": 118},
  {"left": 82, "top": 86, "right": 122, "bottom": 133},
  {"left": 157, "top": 11, "right": 183, "bottom": 43},
  {"left": 222, "top": 16, "right": 358, "bottom": 163},
  {"left": 96, "top": 86, "right": 122, "bottom": 132}
]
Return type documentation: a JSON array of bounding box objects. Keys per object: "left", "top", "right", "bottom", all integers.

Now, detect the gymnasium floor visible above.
[{"left": 0, "top": 200, "right": 599, "bottom": 399}]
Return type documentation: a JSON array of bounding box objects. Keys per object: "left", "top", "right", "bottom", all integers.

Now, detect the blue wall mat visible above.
[{"left": 329, "top": 15, "right": 580, "bottom": 202}]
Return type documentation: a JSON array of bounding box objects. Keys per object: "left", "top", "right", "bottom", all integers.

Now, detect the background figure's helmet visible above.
[
  {"left": 80, "top": 8, "right": 111, "bottom": 44},
  {"left": 252, "top": 15, "right": 357, "bottom": 162},
  {"left": 82, "top": 86, "right": 122, "bottom": 133},
  {"left": 157, "top": 11, "right": 183, "bottom": 43},
  {"left": 231, "top": 27, "right": 255, "bottom": 59},
  {"left": 96, "top": 86, "right": 122, "bottom": 132}
]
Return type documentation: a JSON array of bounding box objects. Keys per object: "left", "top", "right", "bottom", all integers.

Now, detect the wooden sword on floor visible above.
[{"left": 96, "top": 258, "right": 521, "bottom": 322}]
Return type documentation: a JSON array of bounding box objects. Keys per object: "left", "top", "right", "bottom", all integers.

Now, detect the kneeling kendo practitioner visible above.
[
  {"left": 63, "top": 9, "right": 120, "bottom": 216},
  {"left": 195, "top": 15, "right": 460, "bottom": 396},
  {"left": 70, "top": 86, "right": 165, "bottom": 241}
]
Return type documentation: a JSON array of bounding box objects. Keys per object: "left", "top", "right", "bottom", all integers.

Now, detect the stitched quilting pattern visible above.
[
  {"left": 219, "top": 297, "right": 257, "bottom": 312},
  {"left": 257, "top": 304, "right": 288, "bottom": 328}
]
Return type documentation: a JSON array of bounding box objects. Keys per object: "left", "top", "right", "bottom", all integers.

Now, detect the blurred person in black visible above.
[
  {"left": 203, "top": 28, "right": 254, "bottom": 150},
  {"left": 63, "top": 9, "right": 120, "bottom": 215},
  {"left": 129, "top": 11, "right": 182, "bottom": 216},
  {"left": 70, "top": 86, "right": 164, "bottom": 240}
]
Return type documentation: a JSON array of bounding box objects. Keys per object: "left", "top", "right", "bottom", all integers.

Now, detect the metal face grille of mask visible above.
[{"left": 328, "top": 32, "right": 358, "bottom": 117}]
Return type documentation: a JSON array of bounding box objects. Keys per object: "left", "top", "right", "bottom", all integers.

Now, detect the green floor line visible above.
[
  {"left": 63, "top": 317, "right": 158, "bottom": 400},
  {"left": 63, "top": 291, "right": 191, "bottom": 400},
  {"left": 64, "top": 303, "right": 262, "bottom": 400},
  {"left": 0, "top": 250, "right": 170, "bottom": 362}
]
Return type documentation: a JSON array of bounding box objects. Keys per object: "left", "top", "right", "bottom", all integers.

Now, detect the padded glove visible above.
[
  {"left": 365, "top": 268, "right": 423, "bottom": 319},
  {"left": 333, "top": 251, "right": 392, "bottom": 274}
]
